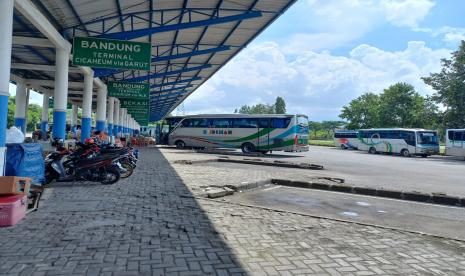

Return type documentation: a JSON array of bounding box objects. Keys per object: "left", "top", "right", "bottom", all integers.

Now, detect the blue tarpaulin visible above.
[{"left": 5, "top": 143, "right": 45, "bottom": 185}]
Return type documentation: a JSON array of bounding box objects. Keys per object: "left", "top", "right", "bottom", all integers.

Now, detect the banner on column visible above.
[
  {"left": 108, "top": 81, "right": 149, "bottom": 99},
  {"left": 72, "top": 37, "right": 151, "bottom": 70}
]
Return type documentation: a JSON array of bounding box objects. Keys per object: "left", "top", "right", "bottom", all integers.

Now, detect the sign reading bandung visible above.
[
  {"left": 108, "top": 81, "right": 149, "bottom": 99},
  {"left": 72, "top": 37, "right": 151, "bottom": 70}
]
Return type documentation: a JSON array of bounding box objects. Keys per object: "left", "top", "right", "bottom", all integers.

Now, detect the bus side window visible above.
[
  {"left": 192, "top": 119, "right": 209, "bottom": 128},
  {"left": 181, "top": 119, "right": 191, "bottom": 128},
  {"left": 272, "top": 118, "right": 291, "bottom": 128},
  {"left": 453, "top": 131, "right": 464, "bottom": 141},
  {"left": 259, "top": 119, "right": 270, "bottom": 128},
  {"left": 232, "top": 118, "right": 257, "bottom": 128},
  {"left": 211, "top": 119, "right": 231, "bottom": 128},
  {"left": 448, "top": 130, "right": 454, "bottom": 140}
]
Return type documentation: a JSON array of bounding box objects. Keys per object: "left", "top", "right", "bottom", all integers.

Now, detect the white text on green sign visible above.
[
  {"left": 108, "top": 81, "right": 149, "bottom": 99},
  {"left": 72, "top": 37, "right": 151, "bottom": 70}
]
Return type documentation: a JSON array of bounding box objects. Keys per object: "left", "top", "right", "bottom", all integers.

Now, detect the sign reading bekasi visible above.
[
  {"left": 108, "top": 81, "right": 149, "bottom": 99},
  {"left": 72, "top": 37, "right": 151, "bottom": 70},
  {"left": 120, "top": 99, "right": 149, "bottom": 126}
]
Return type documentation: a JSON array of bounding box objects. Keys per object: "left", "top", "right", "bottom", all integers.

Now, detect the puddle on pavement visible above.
[{"left": 340, "top": 211, "right": 359, "bottom": 217}]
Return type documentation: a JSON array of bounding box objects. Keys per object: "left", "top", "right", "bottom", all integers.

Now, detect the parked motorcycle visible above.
[{"left": 44, "top": 140, "right": 122, "bottom": 185}]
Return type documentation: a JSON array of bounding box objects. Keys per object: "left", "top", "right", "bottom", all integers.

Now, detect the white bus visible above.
[
  {"left": 334, "top": 130, "right": 359, "bottom": 149},
  {"left": 358, "top": 128, "right": 439, "bottom": 157},
  {"left": 168, "top": 114, "right": 309, "bottom": 153},
  {"left": 445, "top": 129, "right": 465, "bottom": 159}
]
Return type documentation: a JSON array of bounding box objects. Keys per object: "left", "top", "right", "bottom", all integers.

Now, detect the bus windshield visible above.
[
  {"left": 417, "top": 132, "right": 438, "bottom": 145},
  {"left": 297, "top": 115, "right": 308, "bottom": 125}
]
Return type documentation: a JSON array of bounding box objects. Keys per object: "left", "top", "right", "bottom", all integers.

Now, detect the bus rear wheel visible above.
[
  {"left": 175, "top": 140, "right": 186, "bottom": 149},
  {"left": 401, "top": 149, "right": 410, "bottom": 157},
  {"left": 241, "top": 143, "right": 255, "bottom": 153},
  {"left": 368, "top": 147, "right": 377, "bottom": 154}
]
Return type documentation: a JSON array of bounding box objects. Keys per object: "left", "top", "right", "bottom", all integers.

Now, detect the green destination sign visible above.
[
  {"left": 72, "top": 37, "right": 151, "bottom": 70},
  {"left": 120, "top": 99, "right": 150, "bottom": 125},
  {"left": 120, "top": 98, "right": 149, "bottom": 110},
  {"left": 108, "top": 81, "right": 149, "bottom": 99}
]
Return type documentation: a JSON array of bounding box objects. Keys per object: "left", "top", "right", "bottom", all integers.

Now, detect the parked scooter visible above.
[
  {"left": 78, "top": 141, "right": 138, "bottom": 178},
  {"left": 44, "top": 139, "right": 122, "bottom": 185}
]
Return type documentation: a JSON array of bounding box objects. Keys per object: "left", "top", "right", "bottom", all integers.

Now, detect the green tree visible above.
[
  {"left": 7, "top": 96, "right": 15, "bottom": 128},
  {"left": 275, "top": 96, "right": 286, "bottom": 114},
  {"left": 27, "top": 104, "right": 42, "bottom": 132},
  {"left": 321, "top": 121, "right": 346, "bottom": 138},
  {"left": 423, "top": 40, "right": 465, "bottom": 128},
  {"left": 308, "top": 121, "right": 322, "bottom": 139},
  {"left": 238, "top": 103, "right": 275, "bottom": 114},
  {"left": 339, "top": 93, "right": 381, "bottom": 129},
  {"left": 378, "top": 83, "right": 428, "bottom": 128},
  {"left": 340, "top": 83, "right": 440, "bottom": 130},
  {"left": 238, "top": 105, "right": 251, "bottom": 114}
]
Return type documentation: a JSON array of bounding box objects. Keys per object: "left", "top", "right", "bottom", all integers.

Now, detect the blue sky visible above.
[
  {"left": 183, "top": 0, "right": 465, "bottom": 121},
  {"left": 12, "top": 0, "right": 465, "bottom": 122}
]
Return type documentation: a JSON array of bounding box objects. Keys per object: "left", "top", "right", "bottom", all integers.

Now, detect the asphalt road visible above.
[
  {"left": 227, "top": 185, "right": 465, "bottom": 240},
  {"left": 264, "top": 145, "right": 465, "bottom": 197}
]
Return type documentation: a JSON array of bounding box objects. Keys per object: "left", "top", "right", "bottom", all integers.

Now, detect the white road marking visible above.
[{"left": 264, "top": 186, "right": 282, "bottom": 191}]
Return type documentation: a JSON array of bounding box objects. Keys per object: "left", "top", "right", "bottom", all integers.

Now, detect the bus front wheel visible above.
[
  {"left": 401, "top": 149, "right": 410, "bottom": 157},
  {"left": 368, "top": 147, "right": 377, "bottom": 154},
  {"left": 241, "top": 143, "right": 255, "bottom": 153},
  {"left": 175, "top": 140, "right": 186, "bottom": 149}
]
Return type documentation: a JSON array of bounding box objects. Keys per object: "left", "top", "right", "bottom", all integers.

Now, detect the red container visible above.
[{"left": 0, "top": 195, "right": 27, "bottom": 226}]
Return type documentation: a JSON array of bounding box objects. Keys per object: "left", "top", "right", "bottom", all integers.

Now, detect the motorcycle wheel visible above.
[
  {"left": 120, "top": 162, "right": 134, "bottom": 178},
  {"left": 44, "top": 170, "right": 58, "bottom": 185},
  {"left": 100, "top": 166, "right": 121, "bottom": 185}
]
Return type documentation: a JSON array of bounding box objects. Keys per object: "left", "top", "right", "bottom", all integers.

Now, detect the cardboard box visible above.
[{"left": 0, "top": 177, "right": 31, "bottom": 195}]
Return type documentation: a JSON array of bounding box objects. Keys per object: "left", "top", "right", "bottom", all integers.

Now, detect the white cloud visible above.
[
  {"left": 380, "top": 0, "right": 435, "bottom": 28},
  {"left": 184, "top": 41, "right": 450, "bottom": 121},
  {"left": 282, "top": 0, "right": 435, "bottom": 52}
]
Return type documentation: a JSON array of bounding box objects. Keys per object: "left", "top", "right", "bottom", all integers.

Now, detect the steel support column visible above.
[
  {"left": 14, "top": 82, "right": 28, "bottom": 133},
  {"left": 107, "top": 97, "right": 115, "bottom": 136},
  {"left": 81, "top": 72, "right": 93, "bottom": 142},
  {"left": 0, "top": 0, "right": 14, "bottom": 175},
  {"left": 114, "top": 99, "right": 120, "bottom": 136},
  {"left": 41, "top": 91, "right": 49, "bottom": 134},
  {"left": 52, "top": 48, "right": 70, "bottom": 139},
  {"left": 96, "top": 87, "right": 107, "bottom": 131},
  {"left": 71, "top": 104, "right": 78, "bottom": 133},
  {"left": 119, "top": 108, "right": 125, "bottom": 136}
]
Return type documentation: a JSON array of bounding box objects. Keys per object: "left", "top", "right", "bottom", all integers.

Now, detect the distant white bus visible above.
[
  {"left": 358, "top": 128, "right": 439, "bottom": 157},
  {"left": 168, "top": 114, "right": 309, "bottom": 153},
  {"left": 333, "top": 130, "right": 359, "bottom": 149},
  {"left": 445, "top": 129, "right": 465, "bottom": 159}
]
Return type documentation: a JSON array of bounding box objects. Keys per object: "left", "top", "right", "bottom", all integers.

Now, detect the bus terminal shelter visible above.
[{"left": 0, "top": 0, "right": 295, "bottom": 175}]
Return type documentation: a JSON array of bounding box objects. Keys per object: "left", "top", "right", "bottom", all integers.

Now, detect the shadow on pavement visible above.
[{"left": 0, "top": 147, "right": 247, "bottom": 275}]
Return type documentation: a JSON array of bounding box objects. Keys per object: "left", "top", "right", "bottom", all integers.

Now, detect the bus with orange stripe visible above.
[{"left": 168, "top": 114, "right": 309, "bottom": 153}]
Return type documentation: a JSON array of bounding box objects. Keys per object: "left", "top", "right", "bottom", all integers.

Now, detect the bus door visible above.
[{"left": 258, "top": 118, "right": 270, "bottom": 150}]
